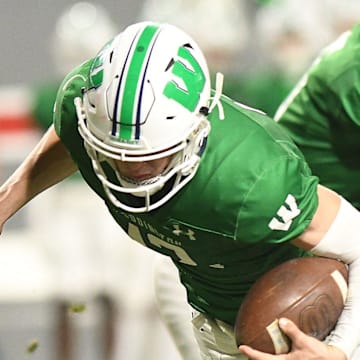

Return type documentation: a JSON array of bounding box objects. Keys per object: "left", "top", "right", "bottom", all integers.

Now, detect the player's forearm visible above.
[
  {"left": 291, "top": 186, "right": 360, "bottom": 358},
  {"left": 310, "top": 197, "right": 360, "bottom": 359},
  {"left": 0, "top": 125, "right": 77, "bottom": 228},
  {"left": 291, "top": 185, "right": 341, "bottom": 250}
]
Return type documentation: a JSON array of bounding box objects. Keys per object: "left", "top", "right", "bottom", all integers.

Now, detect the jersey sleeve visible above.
[
  {"left": 235, "top": 154, "right": 319, "bottom": 245},
  {"left": 52, "top": 60, "right": 109, "bottom": 200},
  {"left": 53, "top": 61, "right": 92, "bottom": 158},
  {"left": 54, "top": 74, "right": 85, "bottom": 139}
]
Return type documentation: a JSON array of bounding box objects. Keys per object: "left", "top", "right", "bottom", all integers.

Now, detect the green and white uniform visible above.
[
  {"left": 54, "top": 60, "right": 318, "bottom": 326},
  {"left": 275, "top": 23, "right": 360, "bottom": 209}
]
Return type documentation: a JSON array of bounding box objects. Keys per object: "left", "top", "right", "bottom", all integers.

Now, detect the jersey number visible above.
[
  {"left": 128, "top": 223, "right": 197, "bottom": 266},
  {"left": 268, "top": 194, "right": 301, "bottom": 231}
]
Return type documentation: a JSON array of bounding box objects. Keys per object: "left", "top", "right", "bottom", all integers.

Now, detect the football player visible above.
[
  {"left": 0, "top": 22, "right": 359, "bottom": 360},
  {"left": 275, "top": 22, "right": 360, "bottom": 210}
]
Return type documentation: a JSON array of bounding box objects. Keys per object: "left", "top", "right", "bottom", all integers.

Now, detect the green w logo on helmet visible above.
[{"left": 163, "top": 46, "right": 206, "bottom": 112}]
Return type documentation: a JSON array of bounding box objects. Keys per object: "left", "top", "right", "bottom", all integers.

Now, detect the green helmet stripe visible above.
[{"left": 118, "top": 25, "right": 159, "bottom": 140}]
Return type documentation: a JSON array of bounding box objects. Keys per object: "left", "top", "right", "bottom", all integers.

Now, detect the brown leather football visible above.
[{"left": 234, "top": 257, "right": 349, "bottom": 354}]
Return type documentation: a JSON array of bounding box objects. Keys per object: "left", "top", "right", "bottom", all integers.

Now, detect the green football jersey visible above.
[
  {"left": 223, "top": 70, "right": 294, "bottom": 117},
  {"left": 31, "top": 80, "right": 61, "bottom": 130},
  {"left": 275, "top": 23, "right": 360, "bottom": 209},
  {"left": 54, "top": 60, "right": 319, "bottom": 325}
]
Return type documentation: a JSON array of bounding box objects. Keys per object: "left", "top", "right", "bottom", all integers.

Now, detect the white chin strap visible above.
[
  {"left": 209, "top": 72, "right": 224, "bottom": 120},
  {"left": 90, "top": 147, "right": 201, "bottom": 213},
  {"left": 110, "top": 150, "right": 184, "bottom": 198},
  {"left": 118, "top": 175, "right": 164, "bottom": 198}
]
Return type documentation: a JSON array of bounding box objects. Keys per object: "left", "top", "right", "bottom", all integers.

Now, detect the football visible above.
[{"left": 234, "top": 256, "right": 349, "bottom": 354}]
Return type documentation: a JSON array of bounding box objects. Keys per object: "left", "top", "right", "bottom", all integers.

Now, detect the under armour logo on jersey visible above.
[
  {"left": 268, "top": 194, "right": 301, "bottom": 231},
  {"left": 209, "top": 263, "right": 225, "bottom": 269},
  {"left": 172, "top": 224, "right": 196, "bottom": 240}
]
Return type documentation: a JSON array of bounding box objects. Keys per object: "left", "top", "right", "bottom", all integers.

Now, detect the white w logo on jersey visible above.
[{"left": 268, "top": 194, "right": 301, "bottom": 231}]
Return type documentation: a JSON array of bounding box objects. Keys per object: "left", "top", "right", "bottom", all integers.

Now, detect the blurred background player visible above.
[
  {"left": 224, "top": 0, "right": 334, "bottom": 117},
  {"left": 273, "top": 20, "right": 360, "bottom": 360},
  {"left": 275, "top": 22, "right": 360, "bottom": 210},
  {"left": 234, "top": 0, "right": 360, "bottom": 117}
]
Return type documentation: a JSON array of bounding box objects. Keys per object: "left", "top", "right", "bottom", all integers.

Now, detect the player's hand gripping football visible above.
[{"left": 238, "top": 318, "right": 346, "bottom": 360}]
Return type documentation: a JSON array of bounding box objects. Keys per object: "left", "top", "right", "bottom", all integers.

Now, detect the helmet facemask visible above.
[
  {"left": 78, "top": 99, "right": 210, "bottom": 212},
  {"left": 76, "top": 22, "right": 213, "bottom": 212}
]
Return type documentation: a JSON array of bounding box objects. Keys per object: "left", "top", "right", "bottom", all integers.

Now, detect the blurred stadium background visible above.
[{"left": 0, "top": 0, "right": 359, "bottom": 359}]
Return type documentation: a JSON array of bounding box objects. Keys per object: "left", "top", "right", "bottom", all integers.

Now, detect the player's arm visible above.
[
  {"left": 240, "top": 185, "right": 358, "bottom": 359},
  {"left": 292, "top": 184, "right": 341, "bottom": 250},
  {"left": 0, "top": 124, "right": 77, "bottom": 232},
  {"left": 292, "top": 185, "right": 360, "bottom": 359}
]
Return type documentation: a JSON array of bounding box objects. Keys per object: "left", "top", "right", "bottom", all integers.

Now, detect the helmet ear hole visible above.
[
  {"left": 86, "top": 90, "right": 97, "bottom": 108},
  {"left": 199, "top": 107, "right": 209, "bottom": 116},
  {"left": 165, "top": 58, "right": 175, "bottom": 71},
  {"left": 109, "top": 50, "right": 114, "bottom": 63}
]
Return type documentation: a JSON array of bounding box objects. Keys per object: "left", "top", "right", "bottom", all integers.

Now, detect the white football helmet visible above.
[{"left": 76, "top": 21, "right": 212, "bottom": 213}]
